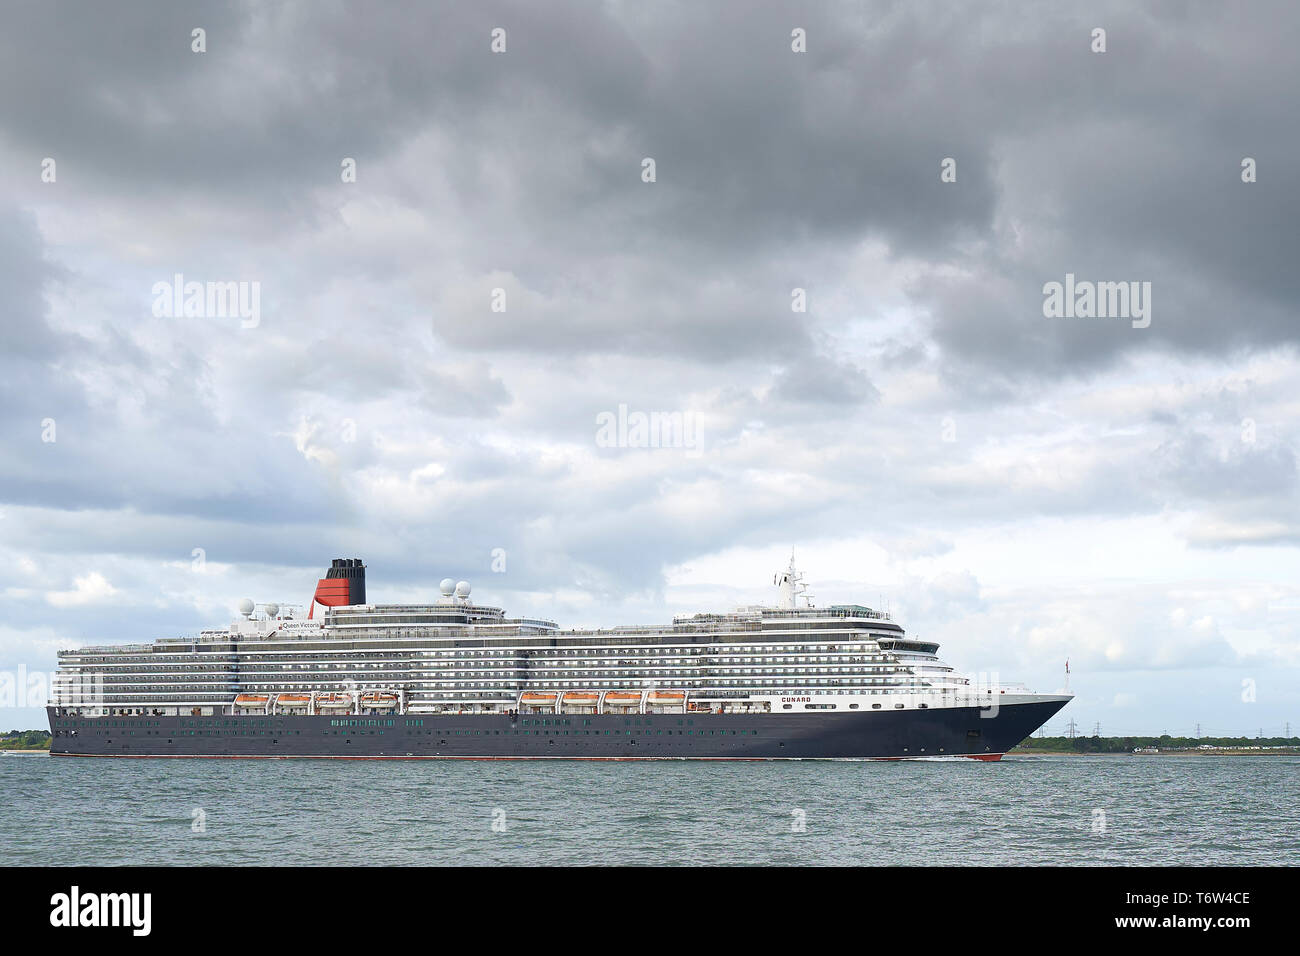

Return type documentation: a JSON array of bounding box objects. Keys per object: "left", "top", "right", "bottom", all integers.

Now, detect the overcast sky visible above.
[{"left": 2, "top": 0, "right": 1298, "bottom": 736}]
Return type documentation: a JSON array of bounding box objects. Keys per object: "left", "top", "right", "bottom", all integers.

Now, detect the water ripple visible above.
[{"left": 1, "top": 753, "right": 1296, "bottom": 866}]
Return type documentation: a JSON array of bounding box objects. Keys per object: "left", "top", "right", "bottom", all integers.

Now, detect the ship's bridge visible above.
[{"left": 761, "top": 604, "right": 895, "bottom": 622}]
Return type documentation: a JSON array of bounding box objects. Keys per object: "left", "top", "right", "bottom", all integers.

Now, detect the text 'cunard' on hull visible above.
[{"left": 47, "top": 556, "right": 1071, "bottom": 760}]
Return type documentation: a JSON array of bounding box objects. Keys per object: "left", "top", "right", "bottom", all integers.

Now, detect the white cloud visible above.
[{"left": 45, "top": 572, "right": 118, "bottom": 608}]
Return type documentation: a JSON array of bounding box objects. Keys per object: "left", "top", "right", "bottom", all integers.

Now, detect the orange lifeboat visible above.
[
  {"left": 604, "top": 692, "right": 643, "bottom": 704},
  {"left": 316, "top": 693, "right": 352, "bottom": 709},
  {"left": 276, "top": 694, "right": 311, "bottom": 708},
  {"left": 235, "top": 694, "right": 269, "bottom": 707},
  {"left": 647, "top": 691, "right": 686, "bottom": 702},
  {"left": 562, "top": 692, "right": 599, "bottom": 703},
  {"left": 359, "top": 692, "right": 399, "bottom": 709},
  {"left": 520, "top": 692, "right": 558, "bottom": 703}
]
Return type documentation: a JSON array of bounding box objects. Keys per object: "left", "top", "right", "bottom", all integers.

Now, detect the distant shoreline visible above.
[
  {"left": 0, "top": 732, "right": 51, "bottom": 753},
  {"left": 1014, "top": 734, "right": 1300, "bottom": 756},
  {"left": 1012, "top": 748, "right": 1300, "bottom": 757}
]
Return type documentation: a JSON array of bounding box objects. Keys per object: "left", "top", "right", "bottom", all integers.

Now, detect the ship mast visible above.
[{"left": 774, "top": 550, "right": 814, "bottom": 609}]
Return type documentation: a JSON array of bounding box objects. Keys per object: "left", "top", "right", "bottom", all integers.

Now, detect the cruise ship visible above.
[{"left": 47, "top": 556, "right": 1070, "bottom": 760}]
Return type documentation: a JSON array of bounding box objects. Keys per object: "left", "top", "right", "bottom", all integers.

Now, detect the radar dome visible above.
[
  {"left": 238, "top": 598, "right": 255, "bottom": 617},
  {"left": 439, "top": 578, "right": 456, "bottom": 596},
  {"left": 455, "top": 580, "right": 471, "bottom": 599},
  {"left": 264, "top": 602, "right": 280, "bottom": 618}
]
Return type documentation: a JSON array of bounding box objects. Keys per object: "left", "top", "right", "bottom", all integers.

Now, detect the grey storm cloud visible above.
[
  {"left": 0, "top": 207, "right": 66, "bottom": 361},
  {"left": 0, "top": 0, "right": 1297, "bottom": 687},
  {"left": 5, "top": 1, "right": 1292, "bottom": 374}
]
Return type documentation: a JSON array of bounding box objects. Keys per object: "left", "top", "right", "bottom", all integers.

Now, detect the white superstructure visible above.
[{"left": 51, "top": 556, "right": 1058, "bottom": 720}]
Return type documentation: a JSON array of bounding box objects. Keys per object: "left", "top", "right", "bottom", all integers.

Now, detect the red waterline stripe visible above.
[{"left": 48, "top": 752, "right": 1006, "bottom": 762}]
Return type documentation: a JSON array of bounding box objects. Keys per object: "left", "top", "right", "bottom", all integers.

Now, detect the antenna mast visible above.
[{"left": 774, "top": 550, "right": 814, "bottom": 609}]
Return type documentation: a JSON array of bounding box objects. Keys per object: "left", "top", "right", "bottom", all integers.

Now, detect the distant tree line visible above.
[
  {"left": 1016, "top": 734, "right": 1300, "bottom": 753},
  {"left": 1, "top": 730, "right": 52, "bottom": 750}
]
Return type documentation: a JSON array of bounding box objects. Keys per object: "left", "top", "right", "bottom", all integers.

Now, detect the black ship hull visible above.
[{"left": 47, "top": 698, "right": 1067, "bottom": 761}]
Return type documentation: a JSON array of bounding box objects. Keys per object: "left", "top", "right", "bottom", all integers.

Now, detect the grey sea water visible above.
[{"left": 1, "top": 753, "right": 1296, "bottom": 866}]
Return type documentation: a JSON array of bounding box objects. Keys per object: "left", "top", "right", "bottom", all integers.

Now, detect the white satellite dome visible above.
[
  {"left": 264, "top": 602, "right": 280, "bottom": 619},
  {"left": 238, "top": 598, "right": 255, "bottom": 617},
  {"left": 439, "top": 578, "right": 456, "bottom": 596},
  {"left": 455, "top": 580, "right": 471, "bottom": 599}
]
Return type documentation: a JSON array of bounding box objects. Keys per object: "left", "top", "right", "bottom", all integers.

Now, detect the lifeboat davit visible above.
[{"left": 235, "top": 694, "right": 269, "bottom": 707}]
